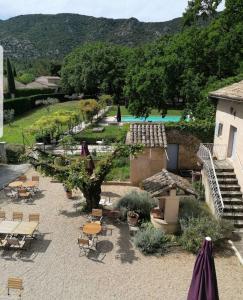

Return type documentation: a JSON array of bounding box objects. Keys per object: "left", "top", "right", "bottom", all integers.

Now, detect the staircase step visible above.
[
  {"left": 219, "top": 184, "right": 241, "bottom": 191},
  {"left": 221, "top": 191, "right": 242, "bottom": 198},
  {"left": 218, "top": 178, "right": 238, "bottom": 184},
  {"left": 215, "top": 168, "right": 234, "bottom": 173},
  {"left": 224, "top": 204, "right": 243, "bottom": 212},
  {"left": 216, "top": 172, "right": 236, "bottom": 178},
  {"left": 233, "top": 220, "right": 243, "bottom": 228},
  {"left": 223, "top": 198, "right": 243, "bottom": 205},
  {"left": 223, "top": 212, "right": 243, "bottom": 220}
]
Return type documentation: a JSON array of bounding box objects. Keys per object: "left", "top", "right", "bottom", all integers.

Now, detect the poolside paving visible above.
[
  {"left": 0, "top": 164, "right": 30, "bottom": 190},
  {"left": 0, "top": 168, "right": 242, "bottom": 299}
]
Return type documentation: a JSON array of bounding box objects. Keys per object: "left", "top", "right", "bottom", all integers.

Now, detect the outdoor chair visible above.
[
  {"left": 29, "top": 213, "right": 40, "bottom": 223},
  {"left": 18, "top": 188, "right": 32, "bottom": 202},
  {"left": 78, "top": 237, "right": 98, "bottom": 256},
  {"left": 18, "top": 175, "right": 27, "bottom": 182},
  {"left": 90, "top": 209, "right": 103, "bottom": 223},
  {"left": 4, "top": 187, "right": 18, "bottom": 200},
  {"left": 100, "top": 224, "right": 113, "bottom": 236},
  {"left": 31, "top": 176, "right": 40, "bottom": 193},
  {"left": 7, "top": 277, "right": 23, "bottom": 298},
  {"left": 6, "top": 236, "right": 26, "bottom": 250},
  {"left": 0, "top": 236, "right": 8, "bottom": 247},
  {"left": 12, "top": 212, "right": 24, "bottom": 221},
  {"left": 0, "top": 210, "right": 6, "bottom": 220}
]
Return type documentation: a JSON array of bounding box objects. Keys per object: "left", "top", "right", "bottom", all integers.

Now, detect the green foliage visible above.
[
  {"left": 192, "top": 181, "right": 205, "bottom": 201},
  {"left": 75, "top": 124, "right": 129, "bottom": 144},
  {"left": 35, "top": 98, "right": 59, "bottom": 113},
  {"left": 3, "top": 93, "right": 65, "bottom": 117},
  {"left": 17, "top": 73, "right": 35, "bottom": 84},
  {"left": 15, "top": 88, "right": 54, "bottom": 98},
  {"left": 105, "top": 157, "right": 130, "bottom": 181},
  {"left": 98, "top": 94, "right": 113, "bottom": 107},
  {"left": 116, "top": 191, "right": 157, "bottom": 221},
  {"left": 5, "top": 144, "right": 25, "bottom": 164},
  {"left": 6, "top": 58, "right": 16, "bottom": 95},
  {"left": 3, "top": 109, "right": 15, "bottom": 126},
  {"left": 179, "top": 197, "right": 210, "bottom": 221},
  {"left": 179, "top": 217, "right": 234, "bottom": 253},
  {"left": 134, "top": 223, "right": 170, "bottom": 254},
  {"left": 165, "top": 121, "right": 215, "bottom": 143},
  {"left": 79, "top": 99, "right": 100, "bottom": 123}
]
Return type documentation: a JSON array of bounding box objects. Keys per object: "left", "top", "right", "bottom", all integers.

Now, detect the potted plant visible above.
[{"left": 127, "top": 211, "right": 139, "bottom": 226}]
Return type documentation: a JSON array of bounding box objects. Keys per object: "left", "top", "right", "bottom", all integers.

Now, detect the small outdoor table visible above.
[
  {"left": 83, "top": 223, "right": 101, "bottom": 235},
  {"left": 0, "top": 221, "right": 20, "bottom": 234},
  {"left": 12, "top": 221, "right": 38, "bottom": 236},
  {"left": 8, "top": 181, "right": 23, "bottom": 188},
  {"left": 22, "top": 181, "right": 37, "bottom": 188}
]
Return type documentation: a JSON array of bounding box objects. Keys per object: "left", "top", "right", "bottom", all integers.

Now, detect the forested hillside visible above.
[{"left": 0, "top": 13, "right": 183, "bottom": 59}]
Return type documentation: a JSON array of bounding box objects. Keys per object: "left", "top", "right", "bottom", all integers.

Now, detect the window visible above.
[{"left": 217, "top": 123, "right": 223, "bottom": 137}]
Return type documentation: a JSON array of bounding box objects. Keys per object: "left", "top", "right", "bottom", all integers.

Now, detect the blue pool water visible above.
[{"left": 121, "top": 115, "right": 181, "bottom": 123}]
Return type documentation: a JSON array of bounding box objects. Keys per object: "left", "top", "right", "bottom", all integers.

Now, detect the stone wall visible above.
[
  {"left": 130, "top": 147, "right": 167, "bottom": 186},
  {"left": 167, "top": 129, "right": 201, "bottom": 170}
]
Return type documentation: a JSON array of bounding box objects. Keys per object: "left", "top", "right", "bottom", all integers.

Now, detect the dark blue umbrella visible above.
[
  {"left": 187, "top": 237, "right": 219, "bottom": 300},
  {"left": 81, "top": 141, "right": 95, "bottom": 174}
]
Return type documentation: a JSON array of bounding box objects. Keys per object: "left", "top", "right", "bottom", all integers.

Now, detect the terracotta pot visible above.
[
  {"left": 66, "top": 191, "right": 72, "bottom": 199},
  {"left": 127, "top": 212, "right": 139, "bottom": 226}
]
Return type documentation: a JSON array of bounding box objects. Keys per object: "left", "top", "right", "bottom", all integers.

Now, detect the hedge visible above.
[
  {"left": 165, "top": 121, "right": 215, "bottom": 143},
  {"left": 15, "top": 88, "right": 54, "bottom": 98},
  {"left": 4, "top": 93, "right": 66, "bottom": 116}
]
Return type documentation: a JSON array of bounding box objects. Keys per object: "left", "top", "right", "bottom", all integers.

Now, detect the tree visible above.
[
  {"left": 116, "top": 105, "right": 121, "bottom": 122},
  {"left": 61, "top": 43, "right": 128, "bottom": 101},
  {"left": 183, "top": 0, "right": 222, "bottom": 26},
  {"left": 79, "top": 99, "right": 100, "bottom": 123},
  {"left": 27, "top": 144, "right": 143, "bottom": 211},
  {"left": 6, "top": 58, "right": 16, "bottom": 96}
]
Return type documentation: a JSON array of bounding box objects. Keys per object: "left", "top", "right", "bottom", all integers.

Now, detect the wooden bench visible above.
[{"left": 7, "top": 277, "right": 23, "bottom": 297}]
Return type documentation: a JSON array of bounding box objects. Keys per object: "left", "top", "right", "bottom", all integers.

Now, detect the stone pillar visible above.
[
  {"left": 0, "top": 141, "right": 7, "bottom": 163},
  {"left": 164, "top": 189, "right": 180, "bottom": 223}
]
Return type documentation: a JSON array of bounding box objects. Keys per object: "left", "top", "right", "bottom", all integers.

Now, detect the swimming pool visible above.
[{"left": 121, "top": 115, "right": 181, "bottom": 123}]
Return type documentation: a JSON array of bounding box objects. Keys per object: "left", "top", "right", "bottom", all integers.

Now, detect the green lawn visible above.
[
  {"left": 1, "top": 101, "right": 80, "bottom": 144},
  {"left": 106, "top": 106, "right": 182, "bottom": 117}
]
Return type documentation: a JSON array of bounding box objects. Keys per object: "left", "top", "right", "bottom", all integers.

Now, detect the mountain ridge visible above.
[{"left": 0, "top": 13, "right": 183, "bottom": 59}]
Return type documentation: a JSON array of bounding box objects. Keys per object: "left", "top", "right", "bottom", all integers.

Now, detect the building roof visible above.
[
  {"left": 142, "top": 169, "right": 196, "bottom": 197},
  {"left": 126, "top": 123, "right": 167, "bottom": 148},
  {"left": 209, "top": 80, "right": 243, "bottom": 103}
]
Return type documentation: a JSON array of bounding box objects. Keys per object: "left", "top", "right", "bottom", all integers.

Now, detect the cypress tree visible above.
[
  {"left": 13, "top": 66, "right": 17, "bottom": 77},
  {"left": 6, "top": 58, "right": 16, "bottom": 96},
  {"left": 116, "top": 104, "right": 121, "bottom": 122}
]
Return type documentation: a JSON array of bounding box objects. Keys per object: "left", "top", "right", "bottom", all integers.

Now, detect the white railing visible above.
[{"left": 197, "top": 144, "right": 224, "bottom": 216}]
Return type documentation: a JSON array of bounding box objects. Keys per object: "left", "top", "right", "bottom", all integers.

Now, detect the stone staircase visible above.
[{"left": 214, "top": 160, "right": 243, "bottom": 230}]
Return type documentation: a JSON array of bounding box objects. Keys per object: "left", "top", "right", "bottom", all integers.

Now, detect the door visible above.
[
  {"left": 227, "top": 126, "right": 237, "bottom": 158},
  {"left": 167, "top": 144, "right": 179, "bottom": 171}
]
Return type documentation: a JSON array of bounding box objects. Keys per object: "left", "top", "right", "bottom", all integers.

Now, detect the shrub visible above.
[
  {"left": 15, "top": 88, "right": 54, "bottom": 98},
  {"left": 192, "top": 181, "right": 205, "bottom": 201},
  {"left": 4, "top": 93, "right": 65, "bottom": 116},
  {"left": 116, "top": 191, "right": 157, "bottom": 221},
  {"left": 134, "top": 223, "right": 170, "bottom": 254},
  {"left": 179, "top": 197, "right": 210, "bottom": 221},
  {"left": 179, "top": 217, "right": 234, "bottom": 254},
  {"left": 17, "top": 73, "right": 35, "bottom": 84},
  {"left": 5, "top": 144, "right": 25, "bottom": 164}
]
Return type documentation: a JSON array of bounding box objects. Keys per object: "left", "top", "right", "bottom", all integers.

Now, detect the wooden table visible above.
[
  {"left": 8, "top": 181, "right": 23, "bottom": 188},
  {"left": 0, "top": 221, "right": 20, "bottom": 234},
  {"left": 12, "top": 221, "right": 38, "bottom": 235},
  {"left": 22, "top": 181, "right": 37, "bottom": 188},
  {"left": 83, "top": 223, "right": 101, "bottom": 235}
]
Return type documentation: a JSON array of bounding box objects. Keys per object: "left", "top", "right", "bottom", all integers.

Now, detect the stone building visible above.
[{"left": 126, "top": 123, "right": 168, "bottom": 186}]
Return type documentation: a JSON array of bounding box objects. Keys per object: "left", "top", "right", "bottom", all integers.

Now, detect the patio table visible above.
[
  {"left": 0, "top": 221, "right": 20, "bottom": 234},
  {"left": 12, "top": 221, "right": 39, "bottom": 236},
  {"left": 8, "top": 181, "right": 23, "bottom": 188},
  {"left": 83, "top": 223, "right": 101, "bottom": 235},
  {"left": 22, "top": 181, "right": 37, "bottom": 188}
]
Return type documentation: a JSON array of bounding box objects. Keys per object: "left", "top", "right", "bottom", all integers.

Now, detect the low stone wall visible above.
[{"left": 167, "top": 129, "right": 201, "bottom": 170}]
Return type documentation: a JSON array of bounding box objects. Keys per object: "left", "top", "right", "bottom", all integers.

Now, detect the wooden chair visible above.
[
  {"left": 31, "top": 176, "right": 40, "bottom": 193},
  {"left": 32, "top": 175, "right": 39, "bottom": 182},
  {"left": 4, "top": 187, "right": 18, "bottom": 199},
  {"left": 29, "top": 213, "right": 40, "bottom": 223},
  {"left": 0, "top": 210, "right": 6, "bottom": 220},
  {"left": 91, "top": 209, "right": 103, "bottom": 223},
  {"left": 12, "top": 212, "right": 23, "bottom": 221},
  {"left": 18, "top": 175, "right": 27, "bottom": 182},
  {"left": 78, "top": 237, "right": 98, "bottom": 256},
  {"left": 18, "top": 188, "right": 32, "bottom": 202},
  {"left": 7, "top": 277, "right": 23, "bottom": 297}
]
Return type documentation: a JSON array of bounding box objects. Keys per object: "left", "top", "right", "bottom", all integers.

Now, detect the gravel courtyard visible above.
[{"left": 0, "top": 168, "right": 242, "bottom": 300}]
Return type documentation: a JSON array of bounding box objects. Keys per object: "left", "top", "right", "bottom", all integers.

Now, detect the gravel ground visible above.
[{"left": 0, "top": 169, "right": 242, "bottom": 300}]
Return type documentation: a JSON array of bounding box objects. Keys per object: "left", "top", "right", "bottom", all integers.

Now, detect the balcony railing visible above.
[{"left": 197, "top": 144, "right": 224, "bottom": 217}]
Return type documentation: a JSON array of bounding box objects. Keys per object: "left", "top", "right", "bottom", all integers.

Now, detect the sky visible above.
[{"left": 0, "top": 0, "right": 225, "bottom": 22}]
